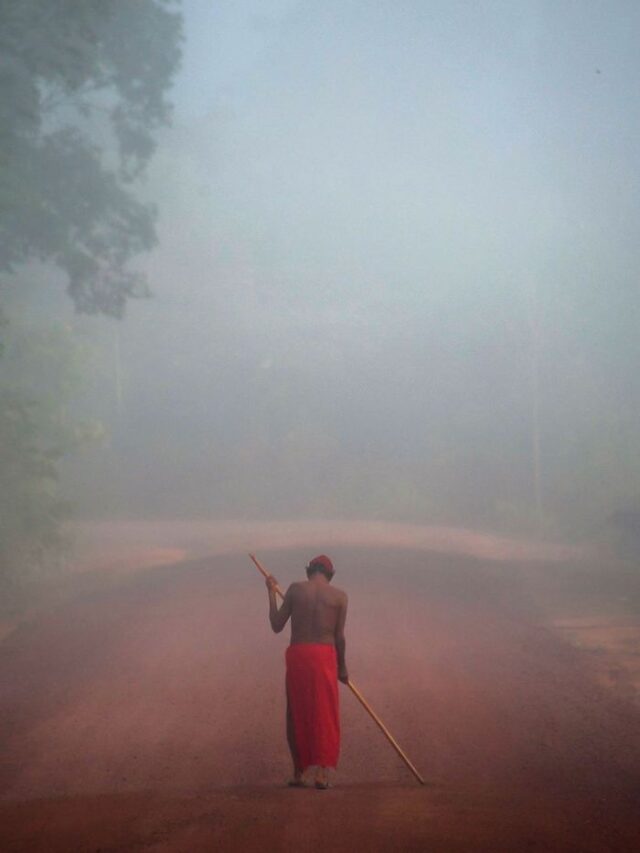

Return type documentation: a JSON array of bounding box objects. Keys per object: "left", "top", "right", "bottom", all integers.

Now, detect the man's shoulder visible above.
[
  {"left": 287, "top": 580, "right": 306, "bottom": 595},
  {"left": 287, "top": 580, "right": 347, "bottom": 602},
  {"left": 331, "top": 585, "right": 348, "bottom": 603}
]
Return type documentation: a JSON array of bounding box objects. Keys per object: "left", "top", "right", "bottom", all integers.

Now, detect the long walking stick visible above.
[{"left": 249, "top": 553, "right": 425, "bottom": 785}]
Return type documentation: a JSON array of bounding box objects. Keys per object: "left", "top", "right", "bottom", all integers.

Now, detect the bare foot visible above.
[
  {"left": 287, "top": 771, "right": 306, "bottom": 787},
  {"left": 314, "top": 767, "right": 330, "bottom": 789}
]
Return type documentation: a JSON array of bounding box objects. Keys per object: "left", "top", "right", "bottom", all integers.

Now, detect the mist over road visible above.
[{"left": 67, "top": 518, "right": 589, "bottom": 575}]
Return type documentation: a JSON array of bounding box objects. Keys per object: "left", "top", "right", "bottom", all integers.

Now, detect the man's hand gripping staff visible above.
[{"left": 249, "top": 552, "right": 426, "bottom": 785}]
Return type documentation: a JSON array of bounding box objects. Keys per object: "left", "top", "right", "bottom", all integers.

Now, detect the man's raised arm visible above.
[
  {"left": 335, "top": 593, "right": 349, "bottom": 683},
  {"left": 266, "top": 577, "right": 293, "bottom": 633}
]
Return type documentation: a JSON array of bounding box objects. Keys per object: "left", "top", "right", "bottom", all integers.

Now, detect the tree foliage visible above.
[
  {"left": 0, "top": 314, "right": 103, "bottom": 584},
  {"left": 0, "top": 3, "right": 182, "bottom": 590},
  {"left": 0, "top": 0, "right": 182, "bottom": 315}
]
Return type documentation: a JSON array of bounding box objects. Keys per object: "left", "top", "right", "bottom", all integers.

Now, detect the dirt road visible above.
[{"left": 1, "top": 529, "right": 639, "bottom": 851}]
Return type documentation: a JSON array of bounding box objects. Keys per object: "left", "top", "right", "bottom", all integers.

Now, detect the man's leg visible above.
[{"left": 286, "top": 696, "right": 304, "bottom": 785}]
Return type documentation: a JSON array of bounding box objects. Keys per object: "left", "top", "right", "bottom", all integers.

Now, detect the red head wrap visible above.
[{"left": 308, "top": 554, "right": 334, "bottom": 575}]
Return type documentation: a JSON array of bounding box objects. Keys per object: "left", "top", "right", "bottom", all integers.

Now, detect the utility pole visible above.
[
  {"left": 113, "top": 322, "right": 124, "bottom": 419},
  {"left": 526, "top": 277, "right": 543, "bottom": 531}
]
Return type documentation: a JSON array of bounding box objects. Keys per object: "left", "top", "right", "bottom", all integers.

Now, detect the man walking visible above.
[{"left": 266, "top": 554, "right": 348, "bottom": 789}]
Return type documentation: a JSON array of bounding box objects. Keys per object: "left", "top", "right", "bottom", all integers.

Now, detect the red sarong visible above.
[{"left": 285, "top": 643, "right": 340, "bottom": 770}]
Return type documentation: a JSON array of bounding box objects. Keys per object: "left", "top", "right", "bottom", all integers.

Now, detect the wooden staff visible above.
[{"left": 249, "top": 552, "right": 426, "bottom": 786}]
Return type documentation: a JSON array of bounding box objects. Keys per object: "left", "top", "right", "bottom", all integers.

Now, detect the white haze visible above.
[{"left": 52, "top": 0, "right": 640, "bottom": 534}]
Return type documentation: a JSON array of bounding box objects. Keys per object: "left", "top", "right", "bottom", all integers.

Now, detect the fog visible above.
[
  {"left": 11, "top": 1, "right": 640, "bottom": 535},
  {"left": 4, "top": 7, "right": 640, "bottom": 847}
]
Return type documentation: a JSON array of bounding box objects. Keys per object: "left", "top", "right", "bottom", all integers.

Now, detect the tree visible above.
[
  {"left": 0, "top": 0, "right": 183, "bottom": 316},
  {"left": 0, "top": 314, "right": 103, "bottom": 586},
  {"left": 0, "top": 3, "right": 182, "bottom": 591}
]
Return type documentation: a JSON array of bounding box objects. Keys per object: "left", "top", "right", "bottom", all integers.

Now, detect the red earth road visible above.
[{"left": 1, "top": 537, "right": 639, "bottom": 851}]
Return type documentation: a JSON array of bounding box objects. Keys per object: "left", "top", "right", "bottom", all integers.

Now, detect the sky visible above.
[
  {"left": 56, "top": 1, "right": 640, "bottom": 530},
  {"left": 155, "top": 0, "right": 640, "bottom": 316}
]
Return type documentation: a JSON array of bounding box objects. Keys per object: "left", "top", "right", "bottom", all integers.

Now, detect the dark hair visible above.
[{"left": 306, "top": 562, "right": 333, "bottom": 580}]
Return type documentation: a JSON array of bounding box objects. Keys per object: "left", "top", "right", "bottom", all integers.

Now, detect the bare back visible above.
[
  {"left": 287, "top": 579, "right": 347, "bottom": 645},
  {"left": 268, "top": 570, "right": 349, "bottom": 681}
]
